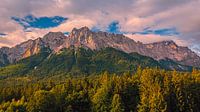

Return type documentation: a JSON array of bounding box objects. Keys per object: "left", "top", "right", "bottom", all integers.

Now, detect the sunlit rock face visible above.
[
  {"left": 0, "top": 26, "right": 200, "bottom": 67},
  {"left": 64, "top": 27, "right": 200, "bottom": 66},
  {"left": 142, "top": 41, "right": 200, "bottom": 66},
  {"left": 0, "top": 38, "right": 45, "bottom": 63},
  {"left": 67, "top": 27, "right": 139, "bottom": 52},
  {"left": 21, "top": 38, "right": 43, "bottom": 58}
]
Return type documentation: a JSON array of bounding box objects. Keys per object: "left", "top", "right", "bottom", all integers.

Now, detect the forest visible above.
[{"left": 0, "top": 68, "right": 199, "bottom": 112}]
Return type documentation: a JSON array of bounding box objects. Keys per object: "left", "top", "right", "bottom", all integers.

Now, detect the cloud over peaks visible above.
[{"left": 0, "top": 0, "right": 200, "bottom": 53}]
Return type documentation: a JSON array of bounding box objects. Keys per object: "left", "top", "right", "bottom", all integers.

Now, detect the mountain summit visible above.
[{"left": 0, "top": 26, "right": 200, "bottom": 67}]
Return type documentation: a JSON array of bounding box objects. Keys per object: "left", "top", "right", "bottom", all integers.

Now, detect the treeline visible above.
[{"left": 0, "top": 68, "right": 200, "bottom": 112}]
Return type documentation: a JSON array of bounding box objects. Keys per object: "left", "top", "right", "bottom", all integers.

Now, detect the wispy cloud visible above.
[
  {"left": 133, "top": 27, "right": 179, "bottom": 36},
  {"left": 0, "top": 0, "right": 200, "bottom": 53}
]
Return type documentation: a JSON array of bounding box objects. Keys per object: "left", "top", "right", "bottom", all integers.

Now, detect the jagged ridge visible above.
[
  {"left": 0, "top": 47, "right": 192, "bottom": 79},
  {"left": 0, "top": 26, "right": 200, "bottom": 67}
]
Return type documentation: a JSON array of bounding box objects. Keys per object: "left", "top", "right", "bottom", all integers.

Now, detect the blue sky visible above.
[
  {"left": 0, "top": 0, "right": 200, "bottom": 54},
  {"left": 133, "top": 27, "right": 179, "bottom": 36},
  {"left": 10, "top": 15, "right": 180, "bottom": 37},
  {"left": 11, "top": 15, "right": 68, "bottom": 30},
  {"left": 0, "top": 33, "right": 7, "bottom": 37},
  {"left": 0, "top": 33, "right": 6, "bottom": 36},
  {"left": 99, "top": 21, "right": 180, "bottom": 37},
  {"left": 106, "top": 21, "right": 121, "bottom": 34}
]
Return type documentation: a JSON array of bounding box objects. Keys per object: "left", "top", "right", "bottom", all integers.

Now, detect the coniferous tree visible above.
[
  {"left": 26, "top": 90, "right": 56, "bottom": 112},
  {"left": 111, "top": 94, "right": 124, "bottom": 112}
]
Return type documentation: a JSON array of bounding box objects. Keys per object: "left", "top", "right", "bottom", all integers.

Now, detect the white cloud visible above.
[
  {"left": 0, "top": 0, "right": 200, "bottom": 53},
  {"left": 51, "top": 16, "right": 96, "bottom": 32},
  {"left": 125, "top": 34, "right": 188, "bottom": 46}
]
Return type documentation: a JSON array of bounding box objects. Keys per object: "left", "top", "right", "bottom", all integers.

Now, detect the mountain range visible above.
[{"left": 0, "top": 26, "right": 199, "bottom": 76}]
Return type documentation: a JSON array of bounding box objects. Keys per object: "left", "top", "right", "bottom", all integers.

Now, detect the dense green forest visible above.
[
  {"left": 0, "top": 47, "right": 198, "bottom": 111},
  {"left": 0, "top": 68, "right": 199, "bottom": 112},
  {"left": 0, "top": 47, "right": 192, "bottom": 80}
]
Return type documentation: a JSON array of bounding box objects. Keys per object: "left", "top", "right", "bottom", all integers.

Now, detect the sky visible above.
[{"left": 0, "top": 0, "right": 200, "bottom": 54}]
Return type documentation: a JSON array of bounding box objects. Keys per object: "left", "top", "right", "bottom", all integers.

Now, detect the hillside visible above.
[
  {"left": 0, "top": 47, "right": 193, "bottom": 80},
  {"left": 0, "top": 27, "right": 200, "bottom": 67}
]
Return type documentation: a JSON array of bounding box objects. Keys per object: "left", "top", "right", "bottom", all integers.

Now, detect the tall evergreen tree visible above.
[{"left": 111, "top": 94, "right": 124, "bottom": 112}]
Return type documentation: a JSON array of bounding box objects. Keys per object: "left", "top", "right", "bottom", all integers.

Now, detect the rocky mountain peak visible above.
[
  {"left": 0, "top": 26, "right": 200, "bottom": 67},
  {"left": 146, "top": 40, "right": 178, "bottom": 50},
  {"left": 70, "top": 26, "right": 91, "bottom": 38},
  {"left": 42, "top": 32, "right": 67, "bottom": 51},
  {"left": 68, "top": 27, "right": 96, "bottom": 49},
  {"left": 70, "top": 26, "right": 90, "bottom": 36},
  {"left": 43, "top": 32, "right": 66, "bottom": 42},
  {"left": 63, "top": 27, "right": 200, "bottom": 66},
  {"left": 79, "top": 26, "right": 90, "bottom": 31},
  {"left": 152, "top": 40, "right": 176, "bottom": 46}
]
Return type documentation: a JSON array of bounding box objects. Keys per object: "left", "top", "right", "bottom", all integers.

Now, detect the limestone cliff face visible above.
[
  {"left": 0, "top": 38, "right": 45, "bottom": 64},
  {"left": 0, "top": 26, "right": 200, "bottom": 67},
  {"left": 63, "top": 27, "right": 200, "bottom": 66},
  {"left": 67, "top": 27, "right": 140, "bottom": 52},
  {"left": 21, "top": 38, "right": 43, "bottom": 58},
  {"left": 142, "top": 41, "right": 200, "bottom": 66},
  {"left": 42, "top": 32, "right": 66, "bottom": 52}
]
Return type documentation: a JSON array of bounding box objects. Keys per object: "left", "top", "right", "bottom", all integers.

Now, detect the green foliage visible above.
[
  {"left": 0, "top": 67, "right": 200, "bottom": 111},
  {"left": 26, "top": 90, "right": 56, "bottom": 112},
  {"left": 111, "top": 94, "right": 125, "bottom": 112},
  {"left": 1, "top": 47, "right": 190, "bottom": 79},
  {"left": 92, "top": 77, "right": 112, "bottom": 111},
  {"left": 137, "top": 69, "right": 167, "bottom": 112},
  {"left": 0, "top": 96, "right": 27, "bottom": 112},
  {"left": 159, "top": 58, "right": 193, "bottom": 71},
  {"left": 0, "top": 47, "right": 50, "bottom": 79},
  {"left": 0, "top": 64, "right": 26, "bottom": 79}
]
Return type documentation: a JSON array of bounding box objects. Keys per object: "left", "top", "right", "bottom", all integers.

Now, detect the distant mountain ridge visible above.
[
  {"left": 0, "top": 26, "right": 200, "bottom": 67},
  {"left": 0, "top": 47, "right": 192, "bottom": 79}
]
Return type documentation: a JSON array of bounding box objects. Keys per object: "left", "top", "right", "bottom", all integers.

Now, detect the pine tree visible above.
[
  {"left": 111, "top": 94, "right": 124, "bottom": 112},
  {"left": 26, "top": 90, "right": 56, "bottom": 112}
]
